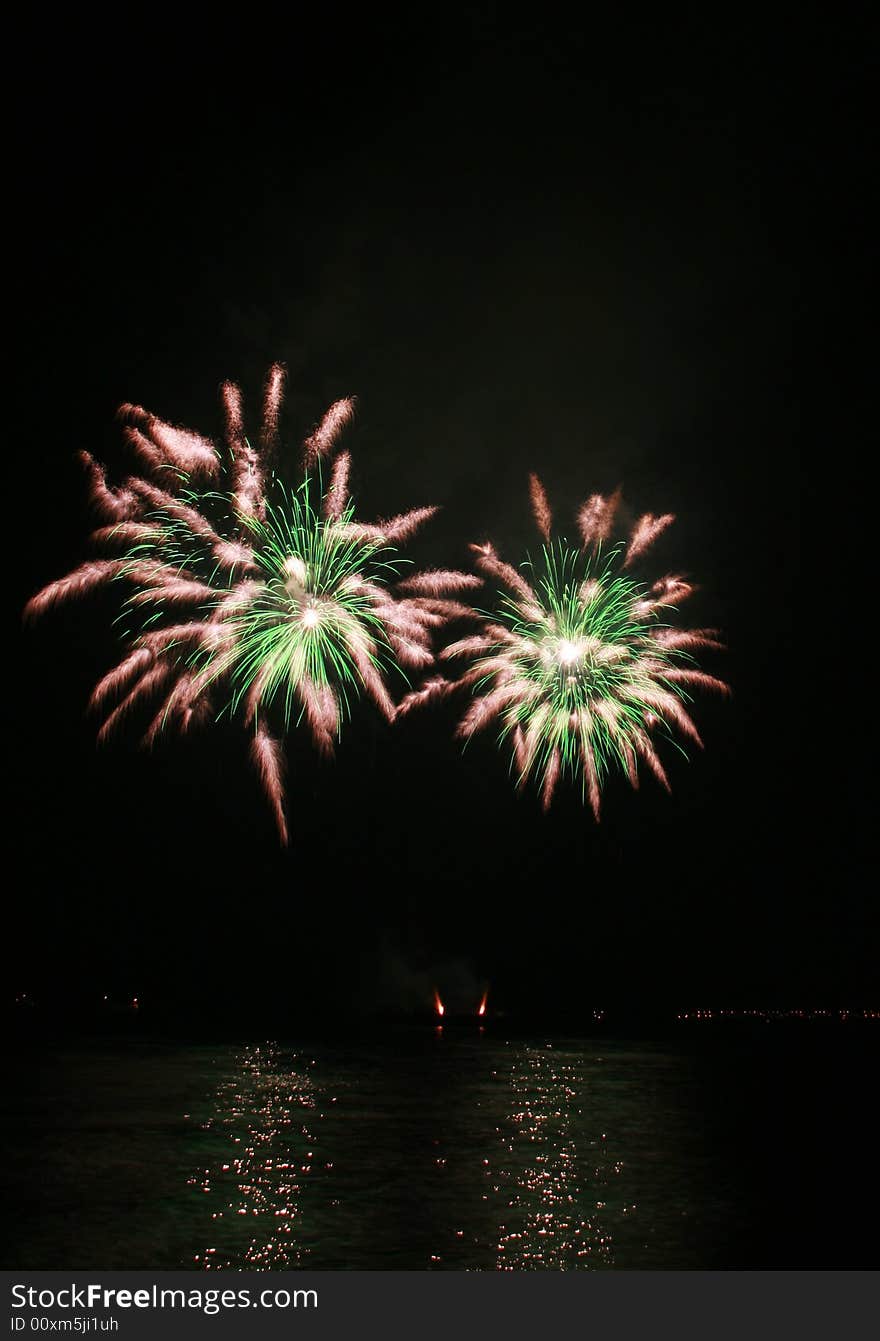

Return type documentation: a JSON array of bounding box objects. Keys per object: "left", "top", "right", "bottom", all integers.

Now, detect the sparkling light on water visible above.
[
  {"left": 490, "top": 1048, "right": 618, "bottom": 1268},
  {"left": 188, "top": 1044, "right": 330, "bottom": 1269}
]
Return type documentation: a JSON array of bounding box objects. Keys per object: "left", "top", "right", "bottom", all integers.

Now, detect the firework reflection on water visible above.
[
  {"left": 490, "top": 1048, "right": 617, "bottom": 1268},
  {"left": 184, "top": 1038, "right": 723, "bottom": 1270},
  {"left": 188, "top": 1045, "right": 331, "bottom": 1269}
]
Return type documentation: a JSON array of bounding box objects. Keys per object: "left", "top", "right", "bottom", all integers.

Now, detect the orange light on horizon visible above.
[
  {"left": 478, "top": 990, "right": 488, "bottom": 1017},
  {"left": 433, "top": 990, "right": 445, "bottom": 1018}
]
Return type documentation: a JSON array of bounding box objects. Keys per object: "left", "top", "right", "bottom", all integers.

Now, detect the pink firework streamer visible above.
[
  {"left": 621, "top": 742, "right": 639, "bottom": 790},
  {"left": 215, "top": 579, "right": 263, "bottom": 615},
  {"left": 511, "top": 724, "right": 528, "bottom": 774},
  {"left": 23, "top": 560, "right": 126, "bottom": 620},
  {"left": 660, "top": 668, "right": 731, "bottom": 695},
  {"left": 456, "top": 678, "right": 533, "bottom": 739},
  {"left": 541, "top": 748, "right": 561, "bottom": 811},
  {"left": 128, "top": 574, "right": 218, "bottom": 606},
  {"left": 243, "top": 661, "right": 278, "bottom": 728},
  {"left": 233, "top": 443, "right": 263, "bottom": 518},
  {"left": 577, "top": 489, "right": 621, "bottom": 548},
  {"left": 469, "top": 543, "right": 539, "bottom": 606},
  {"left": 96, "top": 661, "right": 175, "bottom": 743},
  {"left": 624, "top": 512, "right": 675, "bottom": 567},
  {"left": 212, "top": 539, "right": 257, "bottom": 572},
  {"left": 88, "top": 647, "right": 154, "bottom": 712},
  {"left": 377, "top": 507, "right": 440, "bottom": 543},
  {"left": 121, "top": 426, "right": 168, "bottom": 477},
  {"left": 652, "top": 627, "right": 725, "bottom": 652},
  {"left": 128, "top": 480, "right": 220, "bottom": 543},
  {"left": 529, "top": 472, "right": 553, "bottom": 542},
  {"left": 147, "top": 421, "right": 217, "bottom": 478},
  {"left": 622, "top": 685, "right": 703, "bottom": 746},
  {"left": 118, "top": 405, "right": 218, "bottom": 478},
  {"left": 250, "top": 726, "right": 289, "bottom": 846},
  {"left": 517, "top": 706, "right": 551, "bottom": 781},
  {"left": 349, "top": 638, "right": 396, "bottom": 721},
  {"left": 418, "top": 598, "right": 482, "bottom": 621},
  {"left": 397, "top": 570, "right": 483, "bottom": 597},
  {"left": 632, "top": 730, "right": 671, "bottom": 791},
  {"left": 298, "top": 678, "right": 338, "bottom": 756},
  {"left": 222, "top": 381, "right": 263, "bottom": 517},
  {"left": 577, "top": 724, "right": 601, "bottom": 821},
  {"left": 387, "top": 597, "right": 443, "bottom": 629},
  {"left": 303, "top": 397, "right": 356, "bottom": 470},
  {"left": 440, "top": 634, "right": 498, "bottom": 661},
  {"left": 222, "top": 381, "right": 245, "bottom": 454},
  {"left": 77, "top": 452, "right": 137, "bottom": 521},
  {"left": 632, "top": 575, "right": 695, "bottom": 618},
  {"left": 142, "top": 673, "right": 198, "bottom": 749},
  {"left": 91, "top": 522, "right": 164, "bottom": 548},
  {"left": 386, "top": 630, "right": 434, "bottom": 669},
  {"left": 650, "top": 574, "right": 694, "bottom": 604},
  {"left": 323, "top": 451, "right": 351, "bottom": 520},
  {"left": 396, "top": 677, "right": 456, "bottom": 718},
  {"left": 456, "top": 695, "right": 499, "bottom": 739},
  {"left": 335, "top": 521, "right": 388, "bottom": 544},
  {"left": 137, "top": 622, "right": 220, "bottom": 654},
  {"left": 260, "top": 363, "right": 286, "bottom": 456}
]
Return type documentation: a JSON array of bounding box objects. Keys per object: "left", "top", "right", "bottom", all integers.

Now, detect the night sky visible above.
[{"left": 9, "top": 13, "right": 873, "bottom": 1024}]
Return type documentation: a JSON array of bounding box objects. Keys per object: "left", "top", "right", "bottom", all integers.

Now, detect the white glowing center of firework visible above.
[
  {"left": 300, "top": 605, "right": 321, "bottom": 629},
  {"left": 284, "top": 555, "right": 308, "bottom": 584},
  {"left": 555, "top": 639, "right": 582, "bottom": 666}
]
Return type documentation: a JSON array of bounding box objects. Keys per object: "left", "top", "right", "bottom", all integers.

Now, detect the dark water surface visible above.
[{"left": 2, "top": 1030, "right": 877, "bottom": 1269}]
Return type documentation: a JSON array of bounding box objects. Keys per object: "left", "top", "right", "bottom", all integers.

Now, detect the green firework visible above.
[{"left": 434, "top": 476, "right": 728, "bottom": 815}]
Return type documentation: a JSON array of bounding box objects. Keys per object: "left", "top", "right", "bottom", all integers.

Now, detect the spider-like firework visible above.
[
  {"left": 24, "top": 367, "right": 477, "bottom": 842},
  {"left": 399, "top": 473, "right": 728, "bottom": 814}
]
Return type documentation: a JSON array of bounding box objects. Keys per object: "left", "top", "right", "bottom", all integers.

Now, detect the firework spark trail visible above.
[
  {"left": 577, "top": 489, "right": 621, "bottom": 548},
  {"left": 375, "top": 507, "right": 440, "bottom": 543},
  {"left": 397, "top": 570, "right": 483, "bottom": 597},
  {"left": 419, "top": 598, "right": 482, "bottom": 621},
  {"left": 91, "top": 522, "right": 164, "bottom": 548},
  {"left": 96, "top": 661, "right": 175, "bottom": 743},
  {"left": 298, "top": 678, "right": 338, "bottom": 756},
  {"left": 529, "top": 472, "right": 553, "bottom": 542},
  {"left": 322, "top": 451, "right": 351, "bottom": 520},
  {"left": 88, "top": 648, "right": 154, "bottom": 712},
  {"left": 212, "top": 539, "right": 258, "bottom": 572},
  {"left": 470, "top": 543, "right": 540, "bottom": 608},
  {"left": 120, "top": 425, "right": 167, "bottom": 477},
  {"left": 118, "top": 405, "right": 219, "bottom": 478},
  {"left": 143, "top": 673, "right": 198, "bottom": 748},
  {"left": 77, "top": 452, "right": 137, "bottom": 521},
  {"left": 394, "top": 676, "right": 456, "bottom": 717},
  {"left": 222, "top": 380, "right": 263, "bottom": 518},
  {"left": 26, "top": 369, "right": 466, "bottom": 841},
  {"left": 625, "top": 512, "right": 675, "bottom": 567},
  {"left": 250, "top": 726, "right": 289, "bottom": 847},
  {"left": 260, "top": 363, "right": 286, "bottom": 457},
  {"left": 128, "top": 575, "right": 219, "bottom": 606},
  {"left": 23, "top": 560, "right": 128, "bottom": 620},
  {"left": 652, "top": 627, "right": 725, "bottom": 652},
  {"left": 415, "top": 477, "right": 726, "bottom": 812},
  {"left": 302, "top": 397, "right": 356, "bottom": 470}
]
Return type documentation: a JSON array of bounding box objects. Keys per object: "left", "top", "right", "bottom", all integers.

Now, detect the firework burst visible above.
[
  {"left": 400, "top": 474, "right": 728, "bottom": 814},
  {"left": 25, "top": 367, "right": 475, "bottom": 842}
]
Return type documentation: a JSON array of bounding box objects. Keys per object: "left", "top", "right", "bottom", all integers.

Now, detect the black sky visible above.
[{"left": 9, "top": 12, "right": 874, "bottom": 1021}]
